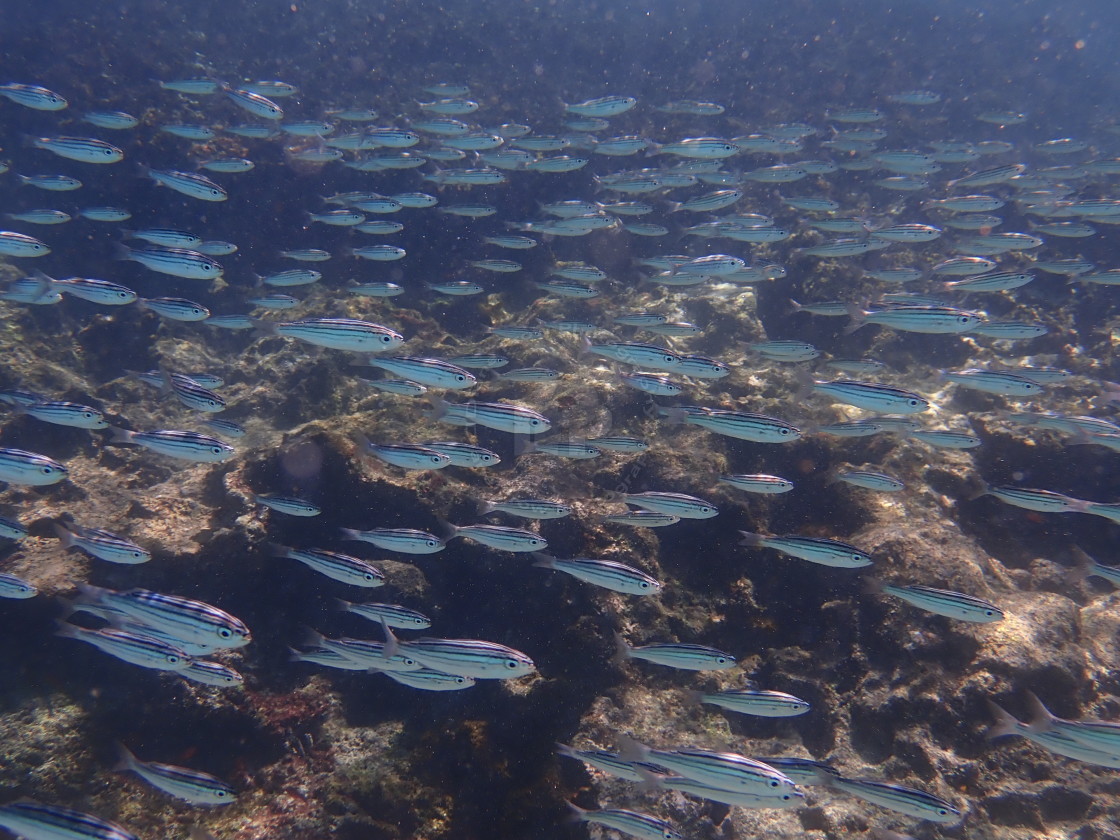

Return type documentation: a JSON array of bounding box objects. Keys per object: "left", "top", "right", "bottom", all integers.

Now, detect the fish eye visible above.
[
  {"left": 41, "top": 466, "right": 55, "bottom": 474},
  {"left": 958, "top": 315, "right": 971, "bottom": 323},
  {"left": 216, "top": 791, "right": 226, "bottom": 798},
  {"left": 103, "top": 148, "right": 114, "bottom": 155},
  {"left": 530, "top": 419, "right": 540, "bottom": 426},
  {"left": 168, "top": 655, "right": 181, "bottom": 664},
  {"left": 211, "top": 446, "right": 224, "bottom": 454},
  {"left": 505, "top": 659, "right": 519, "bottom": 669},
  {"left": 455, "top": 374, "right": 465, "bottom": 381},
  {"left": 779, "top": 428, "right": 790, "bottom": 435},
  {"left": 909, "top": 399, "right": 920, "bottom": 406},
  {"left": 639, "top": 582, "right": 649, "bottom": 589},
  {"left": 853, "top": 553, "right": 863, "bottom": 561},
  {"left": 219, "top": 627, "right": 233, "bottom": 638},
  {"left": 364, "top": 573, "right": 376, "bottom": 581}
]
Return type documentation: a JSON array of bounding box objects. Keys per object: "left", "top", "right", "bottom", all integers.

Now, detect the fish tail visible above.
[
  {"left": 614, "top": 733, "right": 648, "bottom": 763},
  {"left": 351, "top": 432, "right": 375, "bottom": 456},
  {"left": 478, "top": 500, "right": 498, "bottom": 516},
  {"left": 564, "top": 802, "right": 588, "bottom": 824},
  {"left": 738, "top": 530, "right": 765, "bottom": 548},
  {"left": 1065, "top": 546, "right": 1095, "bottom": 585},
  {"left": 248, "top": 317, "right": 278, "bottom": 336},
  {"left": 862, "top": 576, "right": 885, "bottom": 595},
  {"left": 112, "top": 242, "right": 134, "bottom": 262},
  {"left": 333, "top": 598, "right": 352, "bottom": 612},
  {"left": 299, "top": 626, "right": 326, "bottom": 648},
  {"left": 842, "top": 303, "right": 868, "bottom": 334},
  {"left": 107, "top": 426, "right": 135, "bottom": 445},
  {"left": 610, "top": 633, "right": 633, "bottom": 667},
  {"left": 112, "top": 742, "right": 139, "bottom": 773},
  {"left": 964, "top": 476, "right": 991, "bottom": 502},
  {"left": 554, "top": 742, "right": 578, "bottom": 759},
  {"left": 432, "top": 517, "right": 457, "bottom": 541},
  {"left": 684, "top": 689, "right": 705, "bottom": 705},
  {"left": 52, "top": 523, "right": 75, "bottom": 549},
  {"left": 421, "top": 393, "right": 451, "bottom": 421},
  {"left": 531, "top": 553, "right": 556, "bottom": 569},
  {"left": 266, "top": 542, "right": 291, "bottom": 558},
  {"left": 657, "top": 406, "right": 688, "bottom": 425},
  {"left": 54, "top": 621, "right": 83, "bottom": 641},
  {"left": 73, "top": 581, "right": 111, "bottom": 603},
  {"left": 985, "top": 700, "right": 1024, "bottom": 740}
]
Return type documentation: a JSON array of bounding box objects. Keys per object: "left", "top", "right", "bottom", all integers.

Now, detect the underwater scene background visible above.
[{"left": 3, "top": 1, "right": 1120, "bottom": 839}]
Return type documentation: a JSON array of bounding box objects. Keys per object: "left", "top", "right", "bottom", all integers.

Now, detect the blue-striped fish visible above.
[
  {"left": 109, "top": 428, "right": 234, "bottom": 462},
  {"left": 20, "top": 400, "right": 108, "bottom": 429},
  {"left": 565, "top": 804, "right": 681, "bottom": 840},
  {"left": 179, "top": 660, "right": 245, "bottom": 687},
  {"left": 719, "top": 474, "right": 795, "bottom": 494},
  {"left": 336, "top": 600, "right": 432, "bottom": 630},
  {"left": 424, "top": 397, "right": 551, "bottom": 434},
  {"left": 619, "top": 740, "right": 796, "bottom": 795},
  {"left": 0, "top": 447, "right": 69, "bottom": 485},
  {"left": 0, "top": 572, "right": 37, "bottom": 599},
  {"left": 443, "top": 523, "right": 546, "bottom": 552},
  {"left": 623, "top": 491, "right": 718, "bottom": 519},
  {"left": 824, "top": 776, "right": 960, "bottom": 823},
  {"left": 56, "top": 624, "right": 192, "bottom": 670},
  {"left": 866, "top": 579, "right": 1003, "bottom": 622},
  {"left": 661, "top": 407, "right": 802, "bottom": 442},
  {"left": 73, "top": 584, "right": 251, "bottom": 648},
  {"left": 0, "top": 802, "right": 138, "bottom": 840},
  {"left": 740, "top": 531, "right": 872, "bottom": 568},
  {"left": 116, "top": 245, "right": 223, "bottom": 279},
  {"left": 138, "top": 297, "right": 211, "bottom": 321},
  {"left": 358, "top": 438, "right": 451, "bottom": 470},
  {"left": 482, "top": 499, "right": 572, "bottom": 519},
  {"left": 533, "top": 554, "right": 662, "bottom": 595},
  {"left": 255, "top": 495, "right": 321, "bottom": 517},
  {"left": 616, "top": 638, "right": 736, "bottom": 670},
  {"left": 832, "top": 470, "right": 904, "bottom": 492},
  {"left": 375, "top": 668, "right": 476, "bottom": 691},
  {"left": 422, "top": 441, "right": 501, "bottom": 467},
  {"left": 31, "top": 136, "right": 123, "bottom": 163},
  {"left": 115, "top": 743, "right": 236, "bottom": 805},
  {"left": 340, "top": 527, "right": 446, "bottom": 554},
  {"left": 55, "top": 522, "right": 150, "bottom": 564},
  {"left": 259, "top": 318, "right": 404, "bottom": 352},
  {"left": 810, "top": 380, "right": 930, "bottom": 413},
  {"left": 602, "top": 511, "right": 680, "bottom": 527},
  {"left": 271, "top": 544, "right": 385, "bottom": 587},
  {"left": 143, "top": 167, "right": 227, "bottom": 201},
  {"left": 382, "top": 622, "right": 535, "bottom": 679},
  {"left": 691, "top": 688, "right": 811, "bottom": 717}
]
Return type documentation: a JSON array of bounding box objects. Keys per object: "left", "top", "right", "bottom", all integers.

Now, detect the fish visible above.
[
  {"left": 55, "top": 624, "right": 192, "bottom": 671},
  {"left": 823, "top": 776, "right": 960, "bottom": 823},
  {"left": 690, "top": 688, "right": 811, "bottom": 717},
  {"left": 30, "top": 136, "right": 123, "bottom": 162},
  {"left": 109, "top": 429, "right": 235, "bottom": 462},
  {"left": 616, "top": 638, "right": 736, "bottom": 670},
  {"left": 381, "top": 622, "right": 535, "bottom": 679},
  {"left": 739, "top": 531, "right": 873, "bottom": 568},
  {"left": 336, "top": 600, "right": 432, "bottom": 630},
  {"left": 138, "top": 297, "right": 211, "bottom": 321},
  {"left": 481, "top": 499, "right": 572, "bottom": 519},
  {"left": 0, "top": 572, "right": 37, "bottom": 599},
  {"left": 564, "top": 803, "right": 681, "bottom": 840},
  {"left": 831, "top": 470, "right": 904, "bottom": 492},
  {"left": 19, "top": 400, "right": 108, "bottom": 429},
  {"left": 340, "top": 527, "right": 446, "bottom": 554},
  {"left": 719, "top": 474, "right": 795, "bottom": 494},
  {"left": 55, "top": 522, "right": 150, "bottom": 564},
  {"left": 618, "top": 739, "right": 796, "bottom": 795},
  {"left": 865, "top": 579, "right": 1003, "bottom": 622},
  {"left": 115, "top": 245, "right": 223, "bottom": 280},
  {"left": 254, "top": 495, "right": 321, "bottom": 517},
  {"left": 0, "top": 802, "right": 138, "bottom": 840},
  {"left": 257, "top": 318, "right": 405, "bottom": 352},
  {"left": 441, "top": 523, "right": 547, "bottom": 552},
  {"left": 533, "top": 554, "right": 662, "bottom": 595},
  {"left": 423, "top": 397, "right": 551, "bottom": 434},
  {"left": 0, "top": 447, "right": 69, "bottom": 485},
  {"left": 73, "top": 584, "right": 251, "bottom": 648},
  {"left": 622, "top": 491, "right": 718, "bottom": 519},
  {"left": 810, "top": 380, "right": 930, "bottom": 414},
  {"left": 114, "top": 743, "right": 236, "bottom": 805},
  {"left": 270, "top": 544, "right": 385, "bottom": 587},
  {"left": 0, "top": 230, "right": 51, "bottom": 257},
  {"left": 142, "top": 167, "right": 227, "bottom": 201},
  {"left": 564, "top": 95, "right": 637, "bottom": 117}
]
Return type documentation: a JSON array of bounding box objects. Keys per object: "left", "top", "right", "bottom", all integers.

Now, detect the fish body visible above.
[
  {"left": 695, "top": 688, "right": 811, "bottom": 717},
  {"left": 274, "top": 545, "right": 385, "bottom": 587},
  {"left": 143, "top": 167, "right": 226, "bottom": 200},
  {"left": 56, "top": 624, "right": 192, "bottom": 670},
  {"left": 110, "top": 429, "right": 234, "bottom": 462},
  {"left": 0, "top": 803, "right": 138, "bottom": 840},
  {"left": 621, "top": 641, "right": 736, "bottom": 670},
  {"left": 116, "top": 245, "right": 222, "bottom": 279},
  {"left": 533, "top": 554, "right": 662, "bottom": 595},
  {"left": 624, "top": 491, "right": 717, "bottom": 519},
  {"left": 56, "top": 523, "right": 149, "bottom": 564},
  {"left": 827, "top": 777, "right": 960, "bottom": 823},
  {"left": 811, "top": 380, "right": 929, "bottom": 413},
  {"left": 340, "top": 527, "right": 446, "bottom": 554},
  {"left": 255, "top": 495, "right": 321, "bottom": 517},
  {"left": 424, "top": 398, "right": 551, "bottom": 434},
  {"left": 869, "top": 580, "right": 1003, "bottom": 622},
  {"left": 0, "top": 447, "right": 69, "bottom": 485},
  {"left": 719, "top": 474, "right": 795, "bottom": 494},
  {"left": 445, "top": 523, "right": 546, "bottom": 552},
  {"left": 265, "top": 318, "right": 404, "bottom": 352},
  {"left": 32, "top": 136, "right": 123, "bottom": 162},
  {"left": 566, "top": 804, "right": 681, "bottom": 840}
]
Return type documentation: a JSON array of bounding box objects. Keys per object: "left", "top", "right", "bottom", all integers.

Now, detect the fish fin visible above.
[
  {"left": 842, "top": 303, "right": 869, "bottom": 334},
  {"left": 54, "top": 622, "right": 84, "bottom": 640},
  {"left": 631, "top": 763, "right": 666, "bottom": 794},
  {"left": 432, "top": 517, "right": 457, "bottom": 541},
  {"left": 266, "top": 543, "right": 291, "bottom": 558},
  {"left": 985, "top": 700, "right": 1023, "bottom": 740},
  {"left": 339, "top": 528, "right": 362, "bottom": 542},
  {"left": 351, "top": 432, "right": 375, "bottom": 457},
  {"left": 614, "top": 733, "right": 648, "bottom": 763},
  {"left": 379, "top": 618, "right": 399, "bottom": 659},
  {"left": 684, "top": 689, "right": 705, "bottom": 706},
  {"left": 554, "top": 742, "right": 578, "bottom": 759},
  {"left": 188, "top": 827, "right": 218, "bottom": 840},
  {"left": 333, "top": 598, "right": 352, "bottom": 612},
  {"left": 478, "top": 500, "right": 498, "bottom": 516},
  {"left": 248, "top": 317, "right": 278, "bottom": 336},
  {"left": 73, "top": 581, "right": 110, "bottom": 603},
  {"left": 1024, "top": 691, "right": 1060, "bottom": 734},
  {"left": 862, "top": 576, "right": 885, "bottom": 595},
  {"left": 657, "top": 406, "right": 688, "bottom": 425}
]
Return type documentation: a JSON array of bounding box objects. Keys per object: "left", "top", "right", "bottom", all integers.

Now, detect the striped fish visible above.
[
  {"left": 481, "top": 499, "right": 571, "bottom": 519},
  {"left": 692, "top": 688, "right": 810, "bottom": 717},
  {"left": 31, "top": 136, "right": 123, "bottom": 163},
  {"left": 254, "top": 495, "right": 321, "bottom": 517},
  {"left": 556, "top": 743, "right": 667, "bottom": 783},
  {"left": 55, "top": 522, "right": 150, "bottom": 564},
  {"left": 444, "top": 523, "right": 546, "bottom": 552},
  {"left": 0, "top": 802, "right": 138, "bottom": 840},
  {"left": 115, "top": 742, "right": 236, "bottom": 805},
  {"left": 719, "top": 474, "right": 795, "bottom": 494},
  {"left": 22, "top": 400, "right": 108, "bottom": 429},
  {"left": 375, "top": 668, "right": 476, "bottom": 691},
  {"left": 74, "top": 584, "right": 251, "bottom": 648},
  {"left": 0, "top": 447, "right": 69, "bottom": 485},
  {"left": 867, "top": 579, "right": 1004, "bottom": 622},
  {"left": 359, "top": 439, "right": 451, "bottom": 470},
  {"left": 383, "top": 623, "right": 535, "bottom": 679},
  {"left": 421, "top": 441, "right": 501, "bottom": 467},
  {"left": 143, "top": 167, "right": 227, "bottom": 201},
  {"left": 262, "top": 318, "right": 405, "bottom": 352},
  {"left": 602, "top": 511, "right": 680, "bottom": 527},
  {"left": 832, "top": 470, "right": 904, "bottom": 492},
  {"left": 271, "top": 544, "right": 385, "bottom": 587},
  {"left": 138, "top": 297, "right": 211, "bottom": 321},
  {"left": 811, "top": 380, "right": 930, "bottom": 414},
  {"left": 942, "top": 369, "right": 1042, "bottom": 397},
  {"left": 165, "top": 372, "right": 226, "bottom": 413},
  {"left": 116, "top": 245, "right": 223, "bottom": 279},
  {"left": 661, "top": 407, "right": 802, "bottom": 442},
  {"left": 336, "top": 600, "right": 432, "bottom": 629},
  {"left": 533, "top": 554, "right": 662, "bottom": 595},
  {"left": 656, "top": 775, "right": 806, "bottom": 808},
  {"left": 522, "top": 441, "right": 601, "bottom": 459},
  {"left": 621, "top": 740, "right": 796, "bottom": 795},
  {"left": 617, "top": 639, "right": 736, "bottom": 670},
  {"left": 56, "top": 624, "right": 192, "bottom": 670},
  {"left": 0, "top": 230, "right": 50, "bottom": 257},
  {"left": 304, "top": 630, "right": 421, "bottom": 671},
  {"left": 566, "top": 804, "right": 681, "bottom": 840},
  {"left": 826, "top": 777, "right": 960, "bottom": 823},
  {"left": 367, "top": 357, "right": 476, "bottom": 388},
  {"left": 340, "top": 527, "right": 446, "bottom": 554},
  {"left": 978, "top": 485, "right": 1089, "bottom": 514},
  {"left": 623, "top": 491, "right": 718, "bottom": 519},
  {"left": 587, "top": 436, "right": 649, "bottom": 453},
  {"left": 424, "top": 398, "right": 551, "bottom": 434},
  {"left": 0, "top": 83, "right": 68, "bottom": 110},
  {"left": 740, "top": 532, "right": 872, "bottom": 568},
  {"left": 179, "top": 660, "right": 245, "bottom": 687},
  {"left": 109, "top": 428, "right": 234, "bottom": 462},
  {"left": 850, "top": 306, "right": 983, "bottom": 335},
  {"left": 0, "top": 571, "right": 37, "bottom": 599}
]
